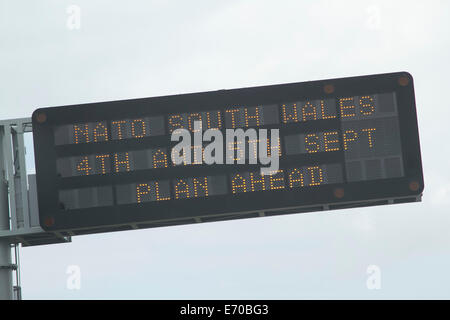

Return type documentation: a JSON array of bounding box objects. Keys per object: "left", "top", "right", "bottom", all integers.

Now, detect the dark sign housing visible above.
[{"left": 32, "top": 72, "right": 424, "bottom": 235}]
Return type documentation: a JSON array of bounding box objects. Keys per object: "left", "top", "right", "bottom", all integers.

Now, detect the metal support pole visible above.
[
  {"left": 0, "top": 118, "right": 71, "bottom": 299},
  {"left": 0, "top": 160, "right": 13, "bottom": 300}
]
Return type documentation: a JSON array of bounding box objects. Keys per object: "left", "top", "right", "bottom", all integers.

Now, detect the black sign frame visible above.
[{"left": 32, "top": 72, "right": 423, "bottom": 235}]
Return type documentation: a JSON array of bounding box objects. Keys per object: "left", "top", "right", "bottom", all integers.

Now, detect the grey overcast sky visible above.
[{"left": 1, "top": 0, "right": 450, "bottom": 299}]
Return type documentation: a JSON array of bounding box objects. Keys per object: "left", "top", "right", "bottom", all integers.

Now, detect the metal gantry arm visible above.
[
  {"left": 0, "top": 118, "right": 71, "bottom": 300},
  {"left": 0, "top": 118, "right": 70, "bottom": 245},
  {"left": 12, "top": 121, "right": 31, "bottom": 230},
  {"left": 0, "top": 118, "right": 39, "bottom": 239},
  {"left": 2, "top": 118, "right": 31, "bottom": 231}
]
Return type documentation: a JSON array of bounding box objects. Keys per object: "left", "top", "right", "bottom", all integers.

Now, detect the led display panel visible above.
[{"left": 32, "top": 72, "right": 423, "bottom": 234}]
